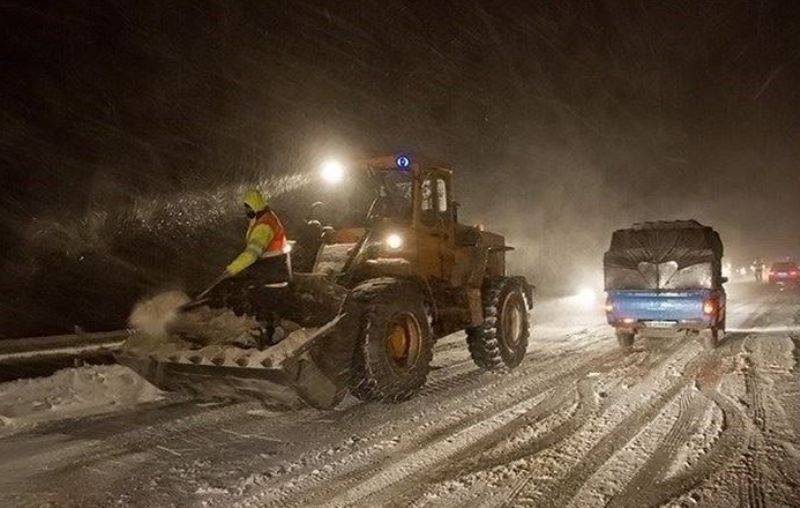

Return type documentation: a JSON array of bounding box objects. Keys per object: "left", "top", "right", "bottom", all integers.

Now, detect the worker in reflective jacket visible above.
[{"left": 225, "top": 188, "right": 288, "bottom": 278}]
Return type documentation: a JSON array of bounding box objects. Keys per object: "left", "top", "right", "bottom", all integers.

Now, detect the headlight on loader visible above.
[{"left": 385, "top": 233, "right": 404, "bottom": 250}]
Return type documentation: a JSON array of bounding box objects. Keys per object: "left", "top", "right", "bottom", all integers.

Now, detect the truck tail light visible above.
[
  {"left": 703, "top": 299, "right": 716, "bottom": 315},
  {"left": 604, "top": 299, "right": 614, "bottom": 313}
]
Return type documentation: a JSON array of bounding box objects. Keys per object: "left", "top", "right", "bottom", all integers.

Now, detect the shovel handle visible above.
[
  {"left": 176, "top": 272, "right": 230, "bottom": 314},
  {"left": 196, "top": 273, "right": 229, "bottom": 300}
]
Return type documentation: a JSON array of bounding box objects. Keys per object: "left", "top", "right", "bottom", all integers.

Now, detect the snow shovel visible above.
[{"left": 177, "top": 272, "right": 230, "bottom": 313}]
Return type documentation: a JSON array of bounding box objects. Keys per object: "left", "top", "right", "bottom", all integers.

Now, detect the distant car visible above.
[{"left": 768, "top": 261, "right": 799, "bottom": 287}]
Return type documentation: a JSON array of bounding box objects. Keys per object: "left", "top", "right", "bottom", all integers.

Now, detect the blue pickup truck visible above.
[{"left": 604, "top": 221, "right": 727, "bottom": 351}]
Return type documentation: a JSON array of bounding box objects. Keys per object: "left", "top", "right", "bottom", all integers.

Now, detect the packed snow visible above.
[
  {"left": 0, "top": 364, "right": 162, "bottom": 436},
  {"left": 0, "top": 286, "right": 798, "bottom": 508}
]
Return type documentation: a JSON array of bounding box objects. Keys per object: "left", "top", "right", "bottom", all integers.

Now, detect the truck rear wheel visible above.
[
  {"left": 700, "top": 327, "right": 722, "bottom": 350},
  {"left": 348, "top": 279, "right": 434, "bottom": 402},
  {"left": 616, "top": 331, "right": 635, "bottom": 351},
  {"left": 466, "top": 278, "right": 530, "bottom": 371}
]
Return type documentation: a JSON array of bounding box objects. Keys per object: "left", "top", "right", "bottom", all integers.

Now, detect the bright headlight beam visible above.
[
  {"left": 385, "top": 233, "right": 403, "bottom": 250},
  {"left": 575, "top": 287, "right": 597, "bottom": 307},
  {"left": 320, "top": 159, "right": 345, "bottom": 184}
]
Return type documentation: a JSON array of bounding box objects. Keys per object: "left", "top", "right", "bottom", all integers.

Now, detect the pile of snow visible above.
[
  {"left": 127, "top": 289, "right": 262, "bottom": 348},
  {"left": 171, "top": 306, "right": 262, "bottom": 347},
  {"left": 0, "top": 365, "right": 162, "bottom": 436},
  {"left": 313, "top": 243, "right": 355, "bottom": 275}
]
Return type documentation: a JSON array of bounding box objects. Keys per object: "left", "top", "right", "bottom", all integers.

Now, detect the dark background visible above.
[{"left": 1, "top": 0, "right": 799, "bottom": 338}]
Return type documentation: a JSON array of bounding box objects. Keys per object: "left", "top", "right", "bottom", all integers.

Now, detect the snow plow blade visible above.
[{"left": 116, "top": 318, "right": 346, "bottom": 410}]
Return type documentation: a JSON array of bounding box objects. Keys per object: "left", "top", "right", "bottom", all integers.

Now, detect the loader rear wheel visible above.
[
  {"left": 348, "top": 279, "right": 434, "bottom": 402},
  {"left": 466, "top": 278, "right": 530, "bottom": 371}
]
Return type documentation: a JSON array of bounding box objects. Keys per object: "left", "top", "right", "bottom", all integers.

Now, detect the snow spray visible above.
[{"left": 128, "top": 290, "right": 191, "bottom": 336}]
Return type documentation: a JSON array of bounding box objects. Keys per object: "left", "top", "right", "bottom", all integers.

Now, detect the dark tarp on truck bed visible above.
[{"left": 604, "top": 220, "right": 724, "bottom": 290}]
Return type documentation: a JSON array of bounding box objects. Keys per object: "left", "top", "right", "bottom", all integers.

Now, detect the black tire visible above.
[
  {"left": 347, "top": 278, "right": 434, "bottom": 402},
  {"left": 701, "top": 328, "right": 721, "bottom": 350},
  {"left": 617, "top": 331, "right": 635, "bottom": 351},
  {"left": 466, "top": 278, "right": 530, "bottom": 371}
]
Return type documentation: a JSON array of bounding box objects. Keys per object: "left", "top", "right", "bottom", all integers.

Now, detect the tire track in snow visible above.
[
  {"left": 279, "top": 372, "right": 599, "bottom": 506},
  {"left": 436, "top": 335, "right": 688, "bottom": 483},
  {"left": 438, "top": 378, "right": 598, "bottom": 480},
  {"left": 614, "top": 387, "right": 748, "bottom": 507},
  {"left": 735, "top": 331, "right": 800, "bottom": 508},
  {"left": 605, "top": 388, "right": 708, "bottom": 506},
  {"left": 739, "top": 337, "right": 768, "bottom": 508},
  {"left": 351, "top": 385, "right": 582, "bottom": 508},
  {"left": 236, "top": 333, "right": 614, "bottom": 507},
  {"left": 350, "top": 340, "right": 658, "bottom": 508},
  {"left": 255, "top": 342, "right": 622, "bottom": 507},
  {"left": 743, "top": 341, "right": 767, "bottom": 433},
  {"left": 371, "top": 336, "right": 686, "bottom": 508},
  {"left": 489, "top": 337, "right": 690, "bottom": 508},
  {"left": 518, "top": 347, "right": 716, "bottom": 508},
  {"left": 739, "top": 434, "right": 767, "bottom": 508},
  {"left": 230, "top": 331, "right": 611, "bottom": 507},
  {"left": 369, "top": 379, "right": 595, "bottom": 508},
  {"left": 607, "top": 349, "right": 750, "bottom": 508},
  {"left": 342, "top": 339, "right": 672, "bottom": 508}
]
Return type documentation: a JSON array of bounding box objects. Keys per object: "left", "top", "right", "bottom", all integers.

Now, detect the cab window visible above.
[
  {"left": 436, "top": 178, "right": 448, "bottom": 213},
  {"left": 421, "top": 178, "right": 436, "bottom": 224},
  {"left": 420, "top": 174, "right": 451, "bottom": 224}
]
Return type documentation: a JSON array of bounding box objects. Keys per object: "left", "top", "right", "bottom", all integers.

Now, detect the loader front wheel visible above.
[
  {"left": 349, "top": 280, "right": 434, "bottom": 402},
  {"left": 466, "top": 278, "right": 530, "bottom": 371}
]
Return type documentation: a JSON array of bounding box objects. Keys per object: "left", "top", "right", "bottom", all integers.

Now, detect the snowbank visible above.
[{"left": 0, "top": 364, "right": 162, "bottom": 436}]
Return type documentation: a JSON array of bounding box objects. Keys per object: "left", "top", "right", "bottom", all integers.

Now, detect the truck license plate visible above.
[{"left": 644, "top": 321, "right": 676, "bottom": 328}]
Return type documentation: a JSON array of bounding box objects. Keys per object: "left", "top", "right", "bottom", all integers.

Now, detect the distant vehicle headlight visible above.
[
  {"left": 575, "top": 287, "right": 596, "bottom": 306},
  {"left": 385, "top": 233, "right": 404, "bottom": 250}
]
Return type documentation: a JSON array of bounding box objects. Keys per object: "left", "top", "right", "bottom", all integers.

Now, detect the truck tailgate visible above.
[{"left": 608, "top": 290, "right": 709, "bottom": 321}]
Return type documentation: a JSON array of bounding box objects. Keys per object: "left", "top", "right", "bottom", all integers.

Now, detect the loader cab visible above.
[
  {"left": 416, "top": 168, "right": 454, "bottom": 226},
  {"left": 330, "top": 156, "right": 459, "bottom": 283},
  {"left": 367, "top": 170, "right": 414, "bottom": 224},
  {"left": 414, "top": 167, "right": 456, "bottom": 280}
]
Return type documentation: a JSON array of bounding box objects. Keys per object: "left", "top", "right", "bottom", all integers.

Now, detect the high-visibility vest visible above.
[{"left": 248, "top": 210, "right": 286, "bottom": 256}]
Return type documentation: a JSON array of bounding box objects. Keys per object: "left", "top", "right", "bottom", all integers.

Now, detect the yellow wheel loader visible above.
[{"left": 117, "top": 155, "right": 534, "bottom": 409}]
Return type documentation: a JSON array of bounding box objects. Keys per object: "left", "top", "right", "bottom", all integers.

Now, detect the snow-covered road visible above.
[{"left": 1, "top": 283, "right": 798, "bottom": 507}]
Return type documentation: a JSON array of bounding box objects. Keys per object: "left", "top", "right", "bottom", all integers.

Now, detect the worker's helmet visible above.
[{"left": 243, "top": 188, "right": 268, "bottom": 218}]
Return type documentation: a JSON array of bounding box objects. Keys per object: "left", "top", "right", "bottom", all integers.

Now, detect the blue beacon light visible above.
[{"left": 395, "top": 155, "right": 411, "bottom": 169}]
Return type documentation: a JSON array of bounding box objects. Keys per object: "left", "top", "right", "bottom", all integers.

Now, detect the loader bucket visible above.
[{"left": 116, "top": 317, "right": 347, "bottom": 410}]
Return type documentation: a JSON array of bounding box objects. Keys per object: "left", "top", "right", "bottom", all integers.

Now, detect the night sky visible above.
[{"left": 1, "top": 1, "right": 799, "bottom": 337}]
